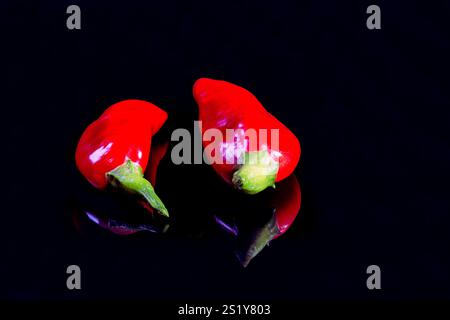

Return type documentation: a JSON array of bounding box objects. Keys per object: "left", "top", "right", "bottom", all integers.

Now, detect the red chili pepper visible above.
[
  {"left": 75, "top": 99, "right": 169, "bottom": 217},
  {"left": 193, "top": 78, "right": 301, "bottom": 194}
]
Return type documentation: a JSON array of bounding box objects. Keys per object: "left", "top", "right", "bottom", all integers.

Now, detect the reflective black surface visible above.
[{"left": 2, "top": 1, "right": 450, "bottom": 300}]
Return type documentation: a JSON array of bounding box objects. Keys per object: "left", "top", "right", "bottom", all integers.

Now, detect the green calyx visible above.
[
  {"left": 106, "top": 160, "right": 169, "bottom": 217},
  {"left": 232, "top": 150, "right": 279, "bottom": 195}
]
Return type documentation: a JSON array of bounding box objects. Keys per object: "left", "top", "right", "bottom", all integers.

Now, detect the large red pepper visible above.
[
  {"left": 75, "top": 99, "right": 169, "bottom": 217},
  {"left": 193, "top": 78, "right": 301, "bottom": 194}
]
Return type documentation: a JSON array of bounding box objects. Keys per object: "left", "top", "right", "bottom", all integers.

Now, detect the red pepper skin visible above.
[
  {"left": 145, "top": 141, "right": 169, "bottom": 186},
  {"left": 75, "top": 99, "right": 169, "bottom": 217},
  {"left": 193, "top": 78, "right": 301, "bottom": 194}
]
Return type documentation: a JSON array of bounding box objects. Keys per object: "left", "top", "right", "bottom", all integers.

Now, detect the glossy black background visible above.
[{"left": 1, "top": 0, "right": 450, "bottom": 300}]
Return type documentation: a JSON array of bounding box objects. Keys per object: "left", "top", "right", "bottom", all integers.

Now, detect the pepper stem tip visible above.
[{"left": 106, "top": 160, "right": 169, "bottom": 217}]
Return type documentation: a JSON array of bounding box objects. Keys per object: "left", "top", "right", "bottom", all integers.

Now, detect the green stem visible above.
[
  {"left": 106, "top": 160, "right": 169, "bottom": 217},
  {"left": 232, "top": 150, "right": 279, "bottom": 195}
]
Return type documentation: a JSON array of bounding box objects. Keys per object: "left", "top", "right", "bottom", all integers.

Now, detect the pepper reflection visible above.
[
  {"left": 85, "top": 210, "right": 169, "bottom": 235},
  {"left": 214, "top": 174, "right": 301, "bottom": 267},
  {"left": 72, "top": 134, "right": 301, "bottom": 268}
]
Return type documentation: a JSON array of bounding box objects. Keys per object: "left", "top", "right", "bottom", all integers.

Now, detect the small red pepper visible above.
[
  {"left": 75, "top": 99, "right": 169, "bottom": 217},
  {"left": 193, "top": 78, "right": 301, "bottom": 194}
]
